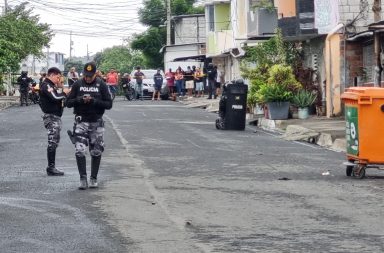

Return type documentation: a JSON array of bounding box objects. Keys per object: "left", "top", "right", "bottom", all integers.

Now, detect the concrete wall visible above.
[
  {"left": 325, "top": 34, "right": 342, "bottom": 117},
  {"left": 174, "top": 16, "right": 206, "bottom": 45},
  {"left": 164, "top": 44, "right": 203, "bottom": 71},
  {"left": 274, "top": 0, "right": 296, "bottom": 18},
  {"left": 339, "top": 0, "right": 384, "bottom": 33},
  {"left": 342, "top": 41, "right": 364, "bottom": 87},
  {"left": 233, "top": 0, "right": 247, "bottom": 39}
]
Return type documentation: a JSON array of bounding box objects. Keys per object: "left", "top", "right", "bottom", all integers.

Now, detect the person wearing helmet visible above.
[{"left": 17, "top": 71, "right": 33, "bottom": 106}]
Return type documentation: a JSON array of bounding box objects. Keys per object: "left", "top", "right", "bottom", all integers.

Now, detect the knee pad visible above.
[{"left": 75, "top": 142, "right": 87, "bottom": 157}]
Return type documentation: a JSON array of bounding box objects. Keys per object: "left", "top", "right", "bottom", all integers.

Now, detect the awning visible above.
[
  {"left": 172, "top": 55, "right": 206, "bottom": 62},
  {"left": 347, "top": 31, "right": 373, "bottom": 41},
  {"left": 368, "top": 20, "right": 384, "bottom": 30}
]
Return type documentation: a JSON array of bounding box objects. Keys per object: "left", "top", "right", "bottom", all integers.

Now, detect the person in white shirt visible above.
[
  {"left": 215, "top": 67, "right": 222, "bottom": 99},
  {"left": 67, "top": 67, "right": 79, "bottom": 88}
]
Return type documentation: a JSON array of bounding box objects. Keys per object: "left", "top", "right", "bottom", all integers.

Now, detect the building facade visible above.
[
  {"left": 21, "top": 51, "right": 65, "bottom": 75},
  {"left": 276, "top": 0, "right": 384, "bottom": 117},
  {"left": 205, "top": 0, "right": 277, "bottom": 82},
  {"left": 163, "top": 14, "right": 206, "bottom": 71}
]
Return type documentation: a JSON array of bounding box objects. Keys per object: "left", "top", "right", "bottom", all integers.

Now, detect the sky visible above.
[{"left": 4, "top": 0, "right": 148, "bottom": 57}]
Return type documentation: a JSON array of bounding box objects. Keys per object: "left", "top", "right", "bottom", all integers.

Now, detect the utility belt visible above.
[{"left": 67, "top": 115, "right": 104, "bottom": 144}]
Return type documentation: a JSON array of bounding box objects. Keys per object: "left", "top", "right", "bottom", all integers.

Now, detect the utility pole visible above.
[
  {"left": 4, "top": 0, "right": 7, "bottom": 14},
  {"left": 87, "top": 44, "right": 89, "bottom": 61},
  {"left": 373, "top": 0, "right": 382, "bottom": 87},
  {"left": 69, "top": 31, "right": 73, "bottom": 62},
  {"left": 46, "top": 47, "right": 49, "bottom": 70},
  {"left": 166, "top": 0, "right": 171, "bottom": 45}
]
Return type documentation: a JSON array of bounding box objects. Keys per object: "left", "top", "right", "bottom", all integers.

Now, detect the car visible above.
[{"left": 130, "top": 69, "right": 168, "bottom": 100}]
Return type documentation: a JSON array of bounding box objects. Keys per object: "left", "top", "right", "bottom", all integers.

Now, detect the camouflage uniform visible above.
[
  {"left": 74, "top": 118, "right": 105, "bottom": 157},
  {"left": 66, "top": 62, "right": 112, "bottom": 189},
  {"left": 39, "top": 69, "right": 66, "bottom": 176},
  {"left": 43, "top": 114, "right": 62, "bottom": 150}
]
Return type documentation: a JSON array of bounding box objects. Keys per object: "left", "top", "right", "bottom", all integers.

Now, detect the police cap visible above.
[{"left": 83, "top": 62, "right": 97, "bottom": 77}]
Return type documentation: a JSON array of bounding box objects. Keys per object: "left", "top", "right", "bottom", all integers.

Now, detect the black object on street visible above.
[{"left": 216, "top": 79, "right": 248, "bottom": 130}]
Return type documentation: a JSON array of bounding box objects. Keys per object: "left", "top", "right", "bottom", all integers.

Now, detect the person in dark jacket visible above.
[
  {"left": 39, "top": 67, "right": 68, "bottom": 176},
  {"left": 206, "top": 63, "right": 217, "bottom": 99},
  {"left": 17, "top": 71, "right": 33, "bottom": 106},
  {"left": 152, "top": 69, "right": 163, "bottom": 101},
  {"left": 66, "top": 62, "right": 112, "bottom": 190}
]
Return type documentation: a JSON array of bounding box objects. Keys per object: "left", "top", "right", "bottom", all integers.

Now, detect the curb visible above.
[{"left": 258, "top": 118, "right": 346, "bottom": 152}]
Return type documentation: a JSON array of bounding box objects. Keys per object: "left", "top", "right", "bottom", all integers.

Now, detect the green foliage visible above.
[
  {"left": 256, "top": 64, "right": 301, "bottom": 103},
  {"left": 0, "top": 3, "right": 52, "bottom": 72},
  {"left": 93, "top": 52, "right": 103, "bottom": 67},
  {"left": 131, "top": 27, "right": 166, "bottom": 68},
  {"left": 267, "top": 64, "right": 301, "bottom": 92},
  {"left": 257, "top": 83, "right": 293, "bottom": 103},
  {"left": 241, "top": 30, "right": 303, "bottom": 107},
  {"left": 292, "top": 90, "right": 317, "bottom": 108},
  {"left": 0, "top": 82, "right": 5, "bottom": 95},
  {"left": 251, "top": 0, "right": 275, "bottom": 12},
  {"left": 64, "top": 60, "right": 83, "bottom": 73},
  {"left": 138, "top": 0, "right": 166, "bottom": 27},
  {"left": 241, "top": 64, "right": 269, "bottom": 107},
  {"left": 98, "top": 46, "right": 145, "bottom": 74},
  {"left": 243, "top": 29, "right": 300, "bottom": 67}
]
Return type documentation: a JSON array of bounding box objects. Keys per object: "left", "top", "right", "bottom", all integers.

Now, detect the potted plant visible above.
[
  {"left": 292, "top": 90, "right": 317, "bottom": 119},
  {"left": 256, "top": 64, "right": 301, "bottom": 120}
]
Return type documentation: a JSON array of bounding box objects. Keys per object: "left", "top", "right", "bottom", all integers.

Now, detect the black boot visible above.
[
  {"left": 90, "top": 156, "right": 101, "bottom": 188},
  {"left": 46, "top": 148, "right": 64, "bottom": 176},
  {"left": 90, "top": 155, "right": 101, "bottom": 180},
  {"left": 76, "top": 156, "right": 88, "bottom": 190}
]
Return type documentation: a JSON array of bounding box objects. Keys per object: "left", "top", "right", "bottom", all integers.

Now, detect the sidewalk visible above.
[
  {"left": 179, "top": 96, "right": 346, "bottom": 152},
  {"left": 0, "top": 96, "right": 19, "bottom": 110}
]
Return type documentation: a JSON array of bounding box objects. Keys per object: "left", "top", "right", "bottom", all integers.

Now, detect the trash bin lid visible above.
[
  {"left": 341, "top": 87, "right": 384, "bottom": 104},
  {"left": 227, "top": 83, "right": 248, "bottom": 94}
]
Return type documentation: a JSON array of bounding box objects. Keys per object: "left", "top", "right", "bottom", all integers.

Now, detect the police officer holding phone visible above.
[
  {"left": 39, "top": 67, "right": 69, "bottom": 176},
  {"left": 66, "top": 62, "right": 112, "bottom": 190}
]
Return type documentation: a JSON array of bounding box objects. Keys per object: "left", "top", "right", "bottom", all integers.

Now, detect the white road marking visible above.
[{"left": 186, "top": 139, "right": 201, "bottom": 148}]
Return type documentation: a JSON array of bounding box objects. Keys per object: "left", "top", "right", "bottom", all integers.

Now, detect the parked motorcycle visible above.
[
  {"left": 28, "top": 82, "right": 40, "bottom": 104},
  {"left": 122, "top": 82, "right": 135, "bottom": 101}
]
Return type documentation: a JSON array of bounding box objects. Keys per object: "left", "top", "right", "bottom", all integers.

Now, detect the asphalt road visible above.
[{"left": 1, "top": 97, "right": 384, "bottom": 253}]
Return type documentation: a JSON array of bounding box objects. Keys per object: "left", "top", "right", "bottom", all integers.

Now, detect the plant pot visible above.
[
  {"left": 264, "top": 105, "right": 269, "bottom": 119},
  {"left": 298, "top": 107, "right": 309, "bottom": 119},
  {"left": 267, "top": 102, "right": 290, "bottom": 120},
  {"left": 254, "top": 104, "right": 264, "bottom": 115}
]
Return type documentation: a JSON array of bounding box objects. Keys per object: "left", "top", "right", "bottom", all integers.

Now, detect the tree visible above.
[
  {"left": 98, "top": 46, "right": 145, "bottom": 74},
  {"left": 64, "top": 60, "right": 83, "bottom": 74},
  {"left": 131, "top": 27, "right": 166, "bottom": 68},
  {"left": 138, "top": 0, "right": 166, "bottom": 27},
  {"left": 0, "top": 3, "right": 52, "bottom": 72},
  {"left": 131, "top": 0, "right": 203, "bottom": 68}
]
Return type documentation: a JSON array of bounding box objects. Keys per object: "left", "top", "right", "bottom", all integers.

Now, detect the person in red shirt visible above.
[
  {"left": 165, "top": 68, "right": 175, "bottom": 97},
  {"left": 105, "top": 68, "right": 119, "bottom": 99}
]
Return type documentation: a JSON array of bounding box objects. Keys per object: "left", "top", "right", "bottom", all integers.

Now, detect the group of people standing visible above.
[
  {"left": 39, "top": 62, "right": 112, "bottom": 190},
  {"left": 165, "top": 63, "right": 223, "bottom": 99}
]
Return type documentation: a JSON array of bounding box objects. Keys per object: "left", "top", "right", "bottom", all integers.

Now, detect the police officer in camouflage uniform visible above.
[
  {"left": 66, "top": 62, "right": 112, "bottom": 190},
  {"left": 39, "top": 67, "right": 67, "bottom": 176}
]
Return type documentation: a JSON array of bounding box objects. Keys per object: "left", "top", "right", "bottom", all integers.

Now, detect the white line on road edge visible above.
[{"left": 104, "top": 115, "right": 211, "bottom": 253}]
